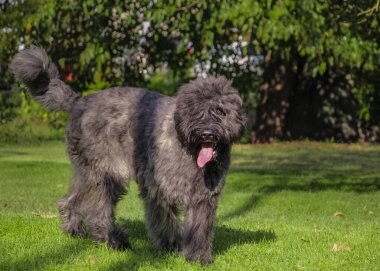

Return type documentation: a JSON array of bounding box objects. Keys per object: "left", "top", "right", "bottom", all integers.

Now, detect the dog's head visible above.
[{"left": 174, "top": 76, "right": 246, "bottom": 168}]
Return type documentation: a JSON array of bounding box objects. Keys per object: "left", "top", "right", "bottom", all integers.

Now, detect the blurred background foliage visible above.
[{"left": 0, "top": 0, "right": 379, "bottom": 143}]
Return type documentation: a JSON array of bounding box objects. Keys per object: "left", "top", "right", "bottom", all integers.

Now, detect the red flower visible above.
[{"left": 66, "top": 72, "right": 73, "bottom": 81}]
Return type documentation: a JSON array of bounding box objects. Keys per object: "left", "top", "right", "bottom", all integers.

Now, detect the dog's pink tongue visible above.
[{"left": 197, "top": 144, "right": 213, "bottom": 168}]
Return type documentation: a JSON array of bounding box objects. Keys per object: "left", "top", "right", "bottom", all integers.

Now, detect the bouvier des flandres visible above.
[{"left": 11, "top": 47, "right": 246, "bottom": 264}]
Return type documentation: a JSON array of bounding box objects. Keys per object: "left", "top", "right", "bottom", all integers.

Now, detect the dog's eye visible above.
[{"left": 216, "top": 107, "right": 226, "bottom": 116}]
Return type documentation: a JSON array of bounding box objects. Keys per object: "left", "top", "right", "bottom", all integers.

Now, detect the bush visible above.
[
  {"left": 0, "top": 88, "right": 66, "bottom": 144},
  {"left": 0, "top": 117, "right": 65, "bottom": 144}
]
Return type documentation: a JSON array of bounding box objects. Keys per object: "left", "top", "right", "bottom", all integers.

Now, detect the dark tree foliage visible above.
[{"left": 0, "top": 0, "right": 379, "bottom": 142}]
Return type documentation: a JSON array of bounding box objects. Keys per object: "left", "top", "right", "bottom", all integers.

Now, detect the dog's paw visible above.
[
  {"left": 183, "top": 250, "right": 213, "bottom": 265},
  {"left": 156, "top": 238, "right": 182, "bottom": 252},
  {"left": 107, "top": 237, "right": 131, "bottom": 251},
  {"left": 200, "top": 256, "right": 213, "bottom": 265},
  {"left": 61, "top": 222, "right": 87, "bottom": 238},
  {"left": 65, "top": 227, "right": 88, "bottom": 238},
  {"left": 107, "top": 228, "right": 132, "bottom": 251}
]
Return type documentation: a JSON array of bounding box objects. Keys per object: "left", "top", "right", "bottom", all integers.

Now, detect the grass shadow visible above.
[
  {"left": 257, "top": 176, "right": 380, "bottom": 194},
  {"left": 117, "top": 218, "right": 151, "bottom": 246},
  {"left": 0, "top": 150, "right": 28, "bottom": 158},
  {"left": 1, "top": 218, "right": 276, "bottom": 270},
  {"left": 230, "top": 149, "right": 380, "bottom": 177},
  {"left": 108, "top": 218, "right": 170, "bottom": 270},
  {"left": 220, "top": 194, "right": 260, "bottom": 221},
  {"left": 223, "top": 147, "right": 380, "bottom": 220},
  {"left": 109, "top": 218, "right": 276, "bottom": 269},
  {"left": 0, "top": 240, "right": 92, "bottom": 271},
  {"left": 213, "top": 225, "right": 276, "bottom": 255}
]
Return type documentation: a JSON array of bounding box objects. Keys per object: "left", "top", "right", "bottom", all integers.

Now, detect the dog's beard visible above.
[{"left": 197, "top": 143, "right": 217, "bottom": 168}]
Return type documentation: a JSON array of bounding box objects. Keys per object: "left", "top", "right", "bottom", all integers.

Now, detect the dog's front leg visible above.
[{"left": 182, "top": 197, "right": 217, "bottom": 265}]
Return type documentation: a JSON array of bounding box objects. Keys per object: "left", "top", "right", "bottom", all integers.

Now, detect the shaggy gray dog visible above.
[{"left": 11, "top": 47, "right": 246, "bottom": 264}]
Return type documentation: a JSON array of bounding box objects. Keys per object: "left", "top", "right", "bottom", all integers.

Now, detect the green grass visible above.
[{"left": 0, "top": 141, "right": 379, "bottom": 270}]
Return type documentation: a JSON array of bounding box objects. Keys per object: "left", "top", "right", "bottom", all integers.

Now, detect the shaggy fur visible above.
[{"left": 11, "top": 47, "right": 246, "bottom": 264}]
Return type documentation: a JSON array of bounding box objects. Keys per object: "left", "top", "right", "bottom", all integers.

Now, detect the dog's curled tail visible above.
[{"left": 10, "top": 46, "right": 79, "bottom": 112}]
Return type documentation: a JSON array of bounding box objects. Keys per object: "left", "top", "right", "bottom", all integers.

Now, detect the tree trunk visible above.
[{"left": 252, "top": 53, "right": 296, "bottom": 143}]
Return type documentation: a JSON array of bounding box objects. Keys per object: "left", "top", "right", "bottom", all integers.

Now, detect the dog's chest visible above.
[{"left": 150, "top": 144, "right": 195, "bottom": 203}]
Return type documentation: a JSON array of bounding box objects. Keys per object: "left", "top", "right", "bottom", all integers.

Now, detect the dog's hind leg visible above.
[
  {"left": 142, "top": 191, "right": 183, "bottom": 252},
  {"left": 58, "top": 172, "right": 87, "bottom": 237},
  {"left": 60, "top": 170, "right": 130, "bottom": 250},
  {"left": 78, "top": 172, "right": 130, "bottom": 250}
]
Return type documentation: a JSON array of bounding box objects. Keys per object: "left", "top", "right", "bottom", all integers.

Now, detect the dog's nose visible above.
[{"left": 201, "top": 130, "right": 215, "bottom": 142}]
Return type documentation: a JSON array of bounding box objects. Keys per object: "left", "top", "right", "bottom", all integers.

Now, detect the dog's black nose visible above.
[{"left": 201, "top": 130, "right": 215, "bottom": 142}]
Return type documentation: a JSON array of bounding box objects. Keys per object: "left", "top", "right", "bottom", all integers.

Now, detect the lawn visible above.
[{"left": 0, "top": 141, "right": 379, "bottom": 270}]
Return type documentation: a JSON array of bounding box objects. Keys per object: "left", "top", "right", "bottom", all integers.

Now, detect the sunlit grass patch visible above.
[{"left": 0, "top": 142, "right": 379, "bottom": 270}]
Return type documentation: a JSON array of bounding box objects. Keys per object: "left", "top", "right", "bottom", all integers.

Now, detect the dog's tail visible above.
[{"left": 10, "top": 46, "right": 79, "bottom": 112}]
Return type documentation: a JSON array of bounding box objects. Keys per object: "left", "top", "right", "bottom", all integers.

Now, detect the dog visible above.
[{"left": 11, "top": 47, "right": 246, "bottom": 264}]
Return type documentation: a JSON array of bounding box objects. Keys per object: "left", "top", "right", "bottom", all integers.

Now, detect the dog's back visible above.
[{"left": 66, "top": 86, "right": 176, "bottom": 181}]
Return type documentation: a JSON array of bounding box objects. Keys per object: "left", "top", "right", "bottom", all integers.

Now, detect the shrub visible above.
[{"left": 0, "top": 88, "right": 66, "bottom": 144}]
